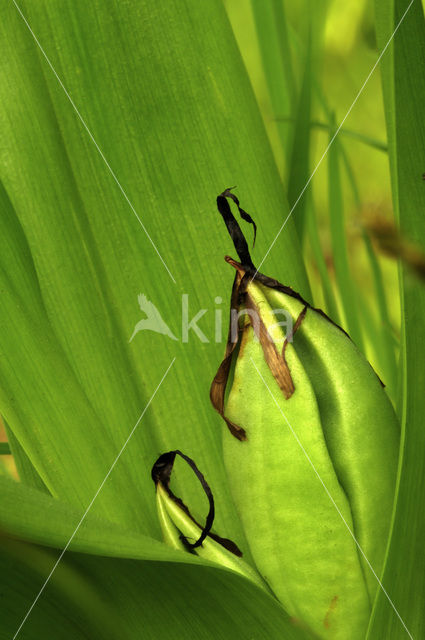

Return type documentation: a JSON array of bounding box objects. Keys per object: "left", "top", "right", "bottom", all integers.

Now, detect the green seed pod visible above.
[
  {"left": 210, "top": 190, "right": 399, "bottom": 639},
  {"left": 151, "top": 450, "right": 266, "bottom": 591}
]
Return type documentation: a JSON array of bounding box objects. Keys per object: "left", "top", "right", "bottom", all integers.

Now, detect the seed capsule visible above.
[{"left": 210, "top": 190, "right": 399, "bottom": 639}]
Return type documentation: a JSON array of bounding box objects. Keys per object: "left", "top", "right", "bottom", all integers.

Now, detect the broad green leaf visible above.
[
  {"left": 0, "top": 478, "right": 307, "bottom": 640},
  {"left": 1, "top": 537, "right": 120, "bottom": 640},
  {"left": 0, "top": 179, "right": 141, "bottom": 528},
  {"left": 0, "top": 0, "right": 309, "bottom": 552},
  {"left": 0, "top": 474, "right": 190, "bottom": 561},
  {"left": 368, "top": 1, "right": 425, "bottom": 638},
  {"left": 1, "top": 539, "right": 308, "bottom": 640}
]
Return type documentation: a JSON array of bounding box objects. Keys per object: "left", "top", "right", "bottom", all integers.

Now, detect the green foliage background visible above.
[{"left": 0, "top": 1, "right": 424, "bottom": 638}]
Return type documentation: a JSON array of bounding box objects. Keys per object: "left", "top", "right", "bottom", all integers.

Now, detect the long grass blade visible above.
[
  {"left": 250, "top": 0, "right": 295, "bottom": 157},
  {"left": 368, "top": 1, "right": 425, "bottom": 637},
  {"left": 286, "top": 24, "right": 313, "bottom": 239},
  {"left": 327, "top": 116, "right": 364, "bottom": 349},
  {"left": 305, "top": 193, "right": 341, "bottom": 321}
]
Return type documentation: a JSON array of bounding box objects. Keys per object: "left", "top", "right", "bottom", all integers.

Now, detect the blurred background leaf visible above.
[{"left": 225, "top": 0, "right": 400, "bottom": 387}]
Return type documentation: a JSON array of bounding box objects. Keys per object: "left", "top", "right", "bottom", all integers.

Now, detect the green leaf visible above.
[
  {"left": 327, "top": 119, "right": 364, "bottom": 350},
  {"left": 1, "top": 540, "right": 309, "bottom": 639},
  {"left": 250, "top": 0, "right": 295, "bottom": 156},
  {"left": 305, "top": 191, "right": 341, "bottom": 320},
  {"left": 286, "top": 1, "right": 328, "bottom": 240},
  {"left": 368, "top": 1, "right": 425, "bottom": 638},
  {"left": 0, "top": 0, "right": 309, "bottom": 552},
  {"left": 0, "top": 477, "right": 307, "bottom": 639},
  {"left": 1, "top": 537, "right": 121, "bottom": 640},
  {"left": 0, "top": 474, "right": 184, "bottom": 560},
  {"left": 286, "top": 29, "right": 313, "bottom": 239}
]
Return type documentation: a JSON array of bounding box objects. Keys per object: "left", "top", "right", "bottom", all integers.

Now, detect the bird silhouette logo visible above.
[{"left": 129, "top": 294, "right": 178, "bottom": 342}]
